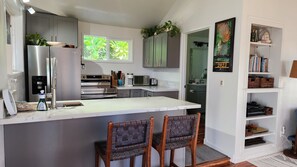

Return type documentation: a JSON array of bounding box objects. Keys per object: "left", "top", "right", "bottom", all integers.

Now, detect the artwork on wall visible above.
[{"left": 213, "top": 17, "right": 236, "bottom": 72}]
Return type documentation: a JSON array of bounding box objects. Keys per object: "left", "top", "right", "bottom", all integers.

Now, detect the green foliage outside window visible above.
[{"left": 83, "top": 35, "right": 130, "bottom": 61}]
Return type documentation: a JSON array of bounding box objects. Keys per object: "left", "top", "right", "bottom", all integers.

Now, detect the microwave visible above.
[{"left": 133, "top": 75, "right": 150, "bottom": 86}]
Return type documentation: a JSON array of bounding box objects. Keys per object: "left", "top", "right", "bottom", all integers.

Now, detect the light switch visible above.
[{"left": 220, "top": 80, "right": 224, "bottom": 86}]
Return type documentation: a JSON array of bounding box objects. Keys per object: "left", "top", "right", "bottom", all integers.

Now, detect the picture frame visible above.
[{"left": 213, "top": 17, "right": 236, "bottom": 72}]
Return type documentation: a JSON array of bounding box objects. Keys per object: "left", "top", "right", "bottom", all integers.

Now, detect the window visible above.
[{"left": 83, "top": 35, "right": 133, "bottom": 62}]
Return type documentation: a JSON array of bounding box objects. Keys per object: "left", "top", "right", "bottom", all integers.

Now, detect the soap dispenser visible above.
[{"left": 37, "top": 90, "right": 48, "bottom": 111}]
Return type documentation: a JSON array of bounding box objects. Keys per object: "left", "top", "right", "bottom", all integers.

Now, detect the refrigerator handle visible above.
[{"left": 46, "top": 58, "right": 51, "bottom": 93}]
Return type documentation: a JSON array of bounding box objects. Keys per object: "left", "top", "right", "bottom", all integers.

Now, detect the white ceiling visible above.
[{"left": 26, "top": 0, "right": 177, "bottom": 29}]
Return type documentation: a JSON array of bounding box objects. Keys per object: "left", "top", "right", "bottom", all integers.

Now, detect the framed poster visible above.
[{"left": 213, "top": 17, "right": 236, "bottom": 72}]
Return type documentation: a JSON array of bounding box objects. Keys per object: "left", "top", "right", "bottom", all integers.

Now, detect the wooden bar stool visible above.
[
  {"left": 152, "top": 113, "right": 201, "bottom": 167},
  {"left": 95, "top": 117, "right": 154, "bottom": 167}
]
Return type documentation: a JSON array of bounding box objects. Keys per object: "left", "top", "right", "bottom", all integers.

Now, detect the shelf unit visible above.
[{"left": 243, "top": 22, "right": 282, "bottom": 153}]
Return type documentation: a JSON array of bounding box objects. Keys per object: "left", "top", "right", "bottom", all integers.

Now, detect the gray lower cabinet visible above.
[
  {"left": 118, "top": 89, "right": 178, "bottom": 99},
  {"left": 26, "top": 12, "right": 78, "bottom": 46},
  {"left": 186, "top": 84, "right": 206, "bottom": 113},
  {"left": 143, "top": 90, "right": 179, "bottom": 99},
  {"left": 143, "top": 32, "right": 180, "bottom": 68},
  {"left": 117, "top": 89, "right": 130, "bottom": 98}
]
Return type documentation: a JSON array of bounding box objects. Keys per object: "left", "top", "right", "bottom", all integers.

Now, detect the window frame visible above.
[{"left": 83, "top": 34, "right": 133, "bottom": 63}]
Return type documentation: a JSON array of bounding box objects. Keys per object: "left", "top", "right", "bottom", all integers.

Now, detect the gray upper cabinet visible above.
[
  {"left": 143, "top": 36, "right": 154, "bottom": 67},
  {"left": 143, "top": 32, "right": 180, "bottom": 68},
  {"left": 26, "top": 12, "right": 78, "bottom": 46}
]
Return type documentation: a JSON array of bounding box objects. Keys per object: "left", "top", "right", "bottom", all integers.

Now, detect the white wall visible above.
[
  {"left": 78, "top": 21, "right": 180, "bottom": 88},
  {"left": 0, "top": 0, "right": 7, "bottom": 92},
  {"left": 162, "top": 0, "right": 244, "bottom": 159}
]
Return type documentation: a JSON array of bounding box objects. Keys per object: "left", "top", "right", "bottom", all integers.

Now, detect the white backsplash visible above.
[{"left": 8, "top": 72, "right": 25, "bottom": 101}]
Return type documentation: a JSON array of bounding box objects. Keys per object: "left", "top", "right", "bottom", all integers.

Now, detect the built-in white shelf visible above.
[
  {"left": 245, "top": 141, "right": 274, "bottom": 150},
  {"left": 245, "top": 132, "right": 275, "bottom": 140},
  {"left": 248, "top": 72, "right": 271, "bottom": 75},
  {"left": 246, "top": 115, "right": 276, "bottom": 121},
  {"left": 250, "top": 42, "right": 272, "bottom": 47},
  {"left": 246, "top": 88, "right": 281, "bottom": 93}
]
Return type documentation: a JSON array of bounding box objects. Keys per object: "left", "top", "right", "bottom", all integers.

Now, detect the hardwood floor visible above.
[{"left": 227, "top": 161, "right": 256, "bottom": 167}]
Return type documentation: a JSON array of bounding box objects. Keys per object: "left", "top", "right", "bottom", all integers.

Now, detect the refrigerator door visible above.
[
  {"left": 50, "top": 47, "right": 81, "bottom": 100},
  {"left": 27, "top": 46, "right": 50, "bottom": 102}
]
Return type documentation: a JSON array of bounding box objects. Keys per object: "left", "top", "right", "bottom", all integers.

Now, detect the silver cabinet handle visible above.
[
  {"left": 190, "top": 89, "right": 195, "bottom": 93},
  {"left": 46, "top": 58, "right": 51, "bottom": 92}
]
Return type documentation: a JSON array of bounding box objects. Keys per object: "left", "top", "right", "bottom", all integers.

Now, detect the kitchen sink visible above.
[{"left": 50, "top": 102, "right": 84, "bottom": 109}]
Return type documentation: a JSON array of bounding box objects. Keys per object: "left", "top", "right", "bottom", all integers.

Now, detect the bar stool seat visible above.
[{"left": 95, "top": 117, "right": 154, "bottom": 167}]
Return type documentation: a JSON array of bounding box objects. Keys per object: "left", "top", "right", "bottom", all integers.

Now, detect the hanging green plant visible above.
[
  {"left": 25, "top": 33, "right": 48, "bottom": 46},
  {"left": 141, "top": 20, "right": 180, "bottom": 38}
]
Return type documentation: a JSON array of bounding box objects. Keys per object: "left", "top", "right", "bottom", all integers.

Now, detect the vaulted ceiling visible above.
[{"left": 26, "top": 0, "right": 177, "bottom": 29}]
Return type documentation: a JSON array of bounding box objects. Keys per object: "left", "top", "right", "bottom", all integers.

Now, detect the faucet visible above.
[
  {"left": 46, "top": 58, "right": 57, "bottom": 109},
  {"left": 51, "top": 58, "right": 57, "bottom": 109}
]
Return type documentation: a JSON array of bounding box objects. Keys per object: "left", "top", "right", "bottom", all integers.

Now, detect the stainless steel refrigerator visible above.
[{"left": 27, "top": 45, "right": 81, "bottom": 102}]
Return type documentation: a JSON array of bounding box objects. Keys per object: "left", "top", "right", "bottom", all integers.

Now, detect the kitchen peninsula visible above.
[{"left": 0, "top": 97, "right": 200, "bottom": 167}]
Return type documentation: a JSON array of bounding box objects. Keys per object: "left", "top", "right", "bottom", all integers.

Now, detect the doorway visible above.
[{"left": 185, "top": 29, "right": 209, "bottom": 145}]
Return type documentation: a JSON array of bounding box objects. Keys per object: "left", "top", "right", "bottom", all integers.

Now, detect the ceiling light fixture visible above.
[
  {"left": 22, "top": 0, "right": 30, "bottom": 3},
  {"left": 27, "top": 7, "right": 35, "bottom": 14}
]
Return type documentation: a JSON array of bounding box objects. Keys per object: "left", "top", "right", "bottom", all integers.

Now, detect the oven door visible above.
[{"left": 81, "top": 88, "right": 117, "bottom": 99}]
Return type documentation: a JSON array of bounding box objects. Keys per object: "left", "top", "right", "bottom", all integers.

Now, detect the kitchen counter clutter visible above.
[{"left": 0, "top": 97, "right": 200, "bottom": 125}]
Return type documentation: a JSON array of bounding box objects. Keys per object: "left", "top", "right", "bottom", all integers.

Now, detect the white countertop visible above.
[
  {"left": 0, "top": 97, "right": 200, "bottom": 125},
  {"left": 116, "top": 86, "right": 179, "bottom": 92}
]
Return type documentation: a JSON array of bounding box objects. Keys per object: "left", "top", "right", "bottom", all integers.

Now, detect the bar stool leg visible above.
[
  {"left": 191, "top": 147, "right": 197, "bottom": 167},
  {"left": 95, "top": 153, "right": 100, "bottom": 167},
  {"left": 130, "top": 156, "right": 135, "bottom": 167},
  {"left": 170, "top": 149, "right": 175, "bottom": 166}
]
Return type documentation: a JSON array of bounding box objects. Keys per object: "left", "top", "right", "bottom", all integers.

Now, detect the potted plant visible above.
[
  {"left": 141, "top": 20, "right": 180, "bottom": 38},
  {"left": 25, "top": 33, "right": 48, "bottom": 46}
]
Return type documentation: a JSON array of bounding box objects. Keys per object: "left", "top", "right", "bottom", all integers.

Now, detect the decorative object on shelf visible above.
[
  {"left": 260, "top": 77, "right": 274, "bottom": 88},
  {"left": 193, "top": 41, "right": 208, "bottom": 47},
  {"left": 2, "top": 89, "right": 17, "bottom": 116},
  {"left": 246, "top": 101, "right": 273, "bottom": 117},
  {"left": 245, "top": 137, "right": 265, "bottom": 146},
  {"left": 141, "top": 20, "right": 180, "bottom": 38},
  {"left": 259, "top": 28, "right": 272, "bottom": 44},
  {"left": 213, "top": 17, "right": 236, "bottom": 72},
  {"left": 264, "top": 107, "right": 273, "bottom": 115},
  {"left": 290, "top": 60, "right": 297, "bottom": 78},
  {"left": 25, "top": 33, "right": 48, "bottom": 46},
  {"left": 248, "top": 77, "right": 260, "bottom": 88}
]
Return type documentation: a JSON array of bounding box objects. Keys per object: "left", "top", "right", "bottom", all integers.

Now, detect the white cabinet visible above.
[
  {"left": 241, "top": 20, "right": 283, "bottom": 158},
  {"left": 26, "top": 13, "right": 78, "bottom": 46}
]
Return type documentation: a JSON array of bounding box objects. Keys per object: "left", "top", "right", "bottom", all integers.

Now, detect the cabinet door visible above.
[
  {"left": 117, "top": 90, "right": 130, "bottom": 98},
  {"left": 143, "top": 37, "right": 154, "bottom": 67},
  {"left": 154, "top": 35, "right": 162, "bottom": 67},
  {"left": 159, "top": 33, "right": 168, "bottom": 67},
  {"left": 130, "top": 89, "right": 142, "bottom": 97},
  {"left": 26, "top": 13, "right": 54, "bottom": 41},
  {"left": 54, "top": 16, "right": 78, "bottom": 46}
]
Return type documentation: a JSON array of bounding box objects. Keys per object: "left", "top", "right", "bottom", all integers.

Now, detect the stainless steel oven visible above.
[{"left": 81, "top": 75, "right": 117, "bottom": 99}]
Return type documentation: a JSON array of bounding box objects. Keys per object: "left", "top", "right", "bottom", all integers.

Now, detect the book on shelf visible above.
[{"left": 249, "top": 54, "right": 269, "bottom": 73}]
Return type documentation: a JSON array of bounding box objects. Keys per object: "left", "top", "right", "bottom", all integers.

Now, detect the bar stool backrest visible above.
[
  {"left": 166, "top": 114, "right": 198, "bottom": 143},
  {"left": 111, "top": 119, "right": 151, "bottom": 152}
]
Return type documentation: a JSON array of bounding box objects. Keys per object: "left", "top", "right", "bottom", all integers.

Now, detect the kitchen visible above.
[
  {"left": 0, "top": 0, "right": 202, "bottom": 167},
  {"left": 3, "top": 0, "right": 297, "bottom": 167}
]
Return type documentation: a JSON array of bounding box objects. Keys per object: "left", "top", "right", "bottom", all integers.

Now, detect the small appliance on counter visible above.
[
  {"left": 150, "top": 78, "right": 158, "bottom": 86},
  {"left": 126, "top": 73, "right": 133, "bottom": 86},
  {"left": 133, "top": 75, "right": 150, "bottom": 86}
]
